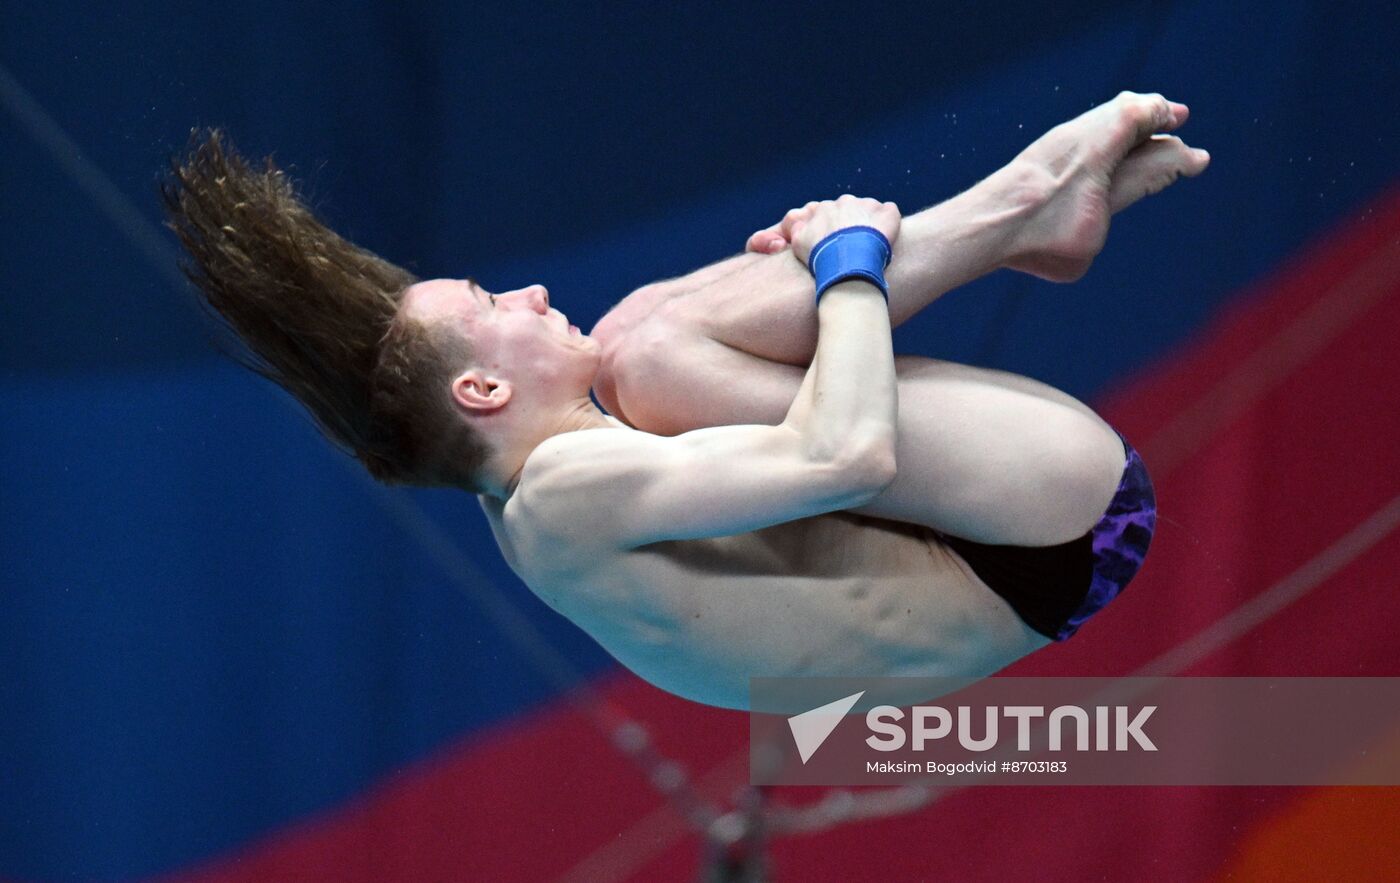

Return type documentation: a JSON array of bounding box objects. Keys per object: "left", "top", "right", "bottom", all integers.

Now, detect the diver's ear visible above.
[{"left": 452, "top": 370, "right": 512, "bottom": 414}]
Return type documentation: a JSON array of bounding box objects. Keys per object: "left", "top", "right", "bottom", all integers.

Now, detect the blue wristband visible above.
[{"left": 807, "top": 225, "right": 892, "bottom": 301}]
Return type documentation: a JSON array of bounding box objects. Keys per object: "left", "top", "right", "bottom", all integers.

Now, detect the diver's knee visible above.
[
  {"left": 612, "top": 304, "right": 691, "bottom": 378},
  {"left": 592, "top": 283, "right": 673, "bottom": 359}
]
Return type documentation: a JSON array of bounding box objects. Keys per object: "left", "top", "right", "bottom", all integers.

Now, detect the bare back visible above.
[{"left": 483, "top": 436, "right": 1047, "bottom": 710}]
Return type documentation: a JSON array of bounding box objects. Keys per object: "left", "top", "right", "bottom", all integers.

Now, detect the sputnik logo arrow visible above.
[{"left": 787, "top": 691, "right": 865, "bottom": 763}]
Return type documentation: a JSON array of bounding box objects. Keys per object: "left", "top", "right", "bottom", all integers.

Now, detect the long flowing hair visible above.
[{"left": 161, "top": 129, "right": 487, "bottom": 487}]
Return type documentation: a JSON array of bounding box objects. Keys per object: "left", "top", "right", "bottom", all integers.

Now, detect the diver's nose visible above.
[
  {"left": 499, "top": 284, "right": 550, "bottom": 313},
  {"left": 509, "top": 284, "right": 548, "bottom": 313}
]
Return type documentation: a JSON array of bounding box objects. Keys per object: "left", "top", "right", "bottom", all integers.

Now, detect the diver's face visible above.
[{"left": 402, "top": 277, "right": 600, "bottom": 406}]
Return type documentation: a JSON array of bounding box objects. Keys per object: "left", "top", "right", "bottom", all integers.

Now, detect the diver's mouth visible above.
[{"left": 547, "top": 308, "right": 572, "bottom": 335}]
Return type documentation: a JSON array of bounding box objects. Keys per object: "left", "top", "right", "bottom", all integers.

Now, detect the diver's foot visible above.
[{"left": 1000, "top": 91, "right": 1211, "bottom": 283}]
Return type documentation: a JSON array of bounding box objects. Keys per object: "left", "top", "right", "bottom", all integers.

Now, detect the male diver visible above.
[{"left": 164, "top": 92, "right": 1208, "bottom": 709}]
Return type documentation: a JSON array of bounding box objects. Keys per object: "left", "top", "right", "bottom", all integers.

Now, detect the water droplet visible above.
[
  {"left": 1017, "top": 123, "right": 1023, "bottom": 129},
  {"left": 940, "top": 153, "right": 945, "bottom": 158}
]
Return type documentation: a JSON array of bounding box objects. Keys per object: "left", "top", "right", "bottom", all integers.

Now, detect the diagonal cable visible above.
[{"left": 0, "top": 60, "right": 721, "bottom": 830}]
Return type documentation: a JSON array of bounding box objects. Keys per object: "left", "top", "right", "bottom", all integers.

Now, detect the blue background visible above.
[{"left": 2, "top": 1, "right": 1397, "bottom": 878}]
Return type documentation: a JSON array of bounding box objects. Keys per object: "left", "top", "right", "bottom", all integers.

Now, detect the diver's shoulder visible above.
[
  {"left": 516, "top": 422, "right": 648, "bottom": 490},
  {"left": 505, "top": 424, "right": 650, "bottom": 558}
]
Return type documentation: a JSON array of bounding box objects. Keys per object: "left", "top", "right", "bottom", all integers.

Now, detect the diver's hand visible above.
[
  {"left": 784, "top": 195, "right": 901, "bottom": 267},
  {"left": 746, "top": 216, "right": 793, "bottom": 254}
]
